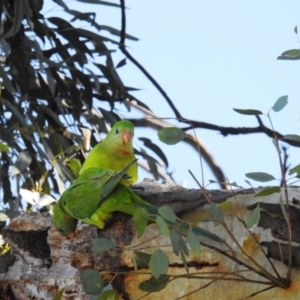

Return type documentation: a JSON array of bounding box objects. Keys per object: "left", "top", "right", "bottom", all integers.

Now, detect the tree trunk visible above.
[{"left": 1, "top": 181, "right": 300, "bottom": 299}]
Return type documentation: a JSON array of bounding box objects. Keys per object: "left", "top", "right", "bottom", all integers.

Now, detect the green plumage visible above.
[
  {"left": 53, "top": 167, "right": 151, "bottom": 237},
  {"left": 80, "top": 120, "right": 137, "bottom": 184}
]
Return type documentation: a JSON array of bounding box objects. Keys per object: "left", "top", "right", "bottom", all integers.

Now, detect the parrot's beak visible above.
[{"left": 122, "top": 130, "right": 132, "bottom": 144}]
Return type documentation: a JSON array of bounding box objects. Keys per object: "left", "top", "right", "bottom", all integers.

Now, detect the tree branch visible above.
[{"left": 119, "top": 0, "right": 183, "bottom": 119}]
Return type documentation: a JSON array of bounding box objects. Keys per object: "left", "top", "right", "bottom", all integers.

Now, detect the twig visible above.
[{"left": 119, "top": 0, "right": 183, "bottom": 119}]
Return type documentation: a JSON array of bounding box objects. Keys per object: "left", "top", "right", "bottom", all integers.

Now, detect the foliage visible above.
[
  {"left": 2, "top": 1, "right": 300, "bottom": 299},
  {"left": 0, "top": 0, "right": 165, "bottom": 217}
]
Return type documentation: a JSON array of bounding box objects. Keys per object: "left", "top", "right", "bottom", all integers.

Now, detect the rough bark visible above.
[{"left": 1, "top": 180, "right": 300, "bottom": 299}]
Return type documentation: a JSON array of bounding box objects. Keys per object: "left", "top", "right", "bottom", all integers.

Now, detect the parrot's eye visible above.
[{"left": 116, "top": 129, "right": 119, "bottom": 134}]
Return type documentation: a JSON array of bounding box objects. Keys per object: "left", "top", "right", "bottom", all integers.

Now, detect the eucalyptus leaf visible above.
[
  {"left": 255, "top": 187, "right": 280, "bottom": 197},
  {"left": 53, "top": 289, "right": 64, "bottom": 300},
  {"left": 272, "top": 138, "right": 281, "bottom": 154},
  {"left": 245, "top": 179, "right": 252, "bottom": 187},
  {"left": 279, "top": 195, "right": 288, "bottom": 222},
  {"left": 180, "top": 249, "right": 189, "bottom": 274},
  {"left": 210, "top": 203, "right": 224, "bottom": 225},
  {"left": 132, "top": 250, "right": 151, "bottom": 269},
  {"left": 281, "top": 134, "right": 300, "bottom": 143},
  {"left": 0, "top": 142, "right": 10, "bottom": 153},
  {"left": 133, "top": 207, "right": 149, "bottom": 237},
  {"left": 232, "top": 108, "right": 262, "bottom": 115},
  {"left": 80, "top": 269, "right": 103, "bottom": 295},
  {"left": 92, "top": 238, "right": 116, "bottom": 252},
  {"left": 178, "top": 234, "right": 189, "bottom": 256},
  {"left": 149, "top": 249, "right": 169, "bottom": 279},
  {"left": 169, "top": 229, "right": 180, "bottom": 256},
  {"left": 187, "top": 230, "right": 201, "bottom": 257},
  {"left": 289, "top": 164, "right": 300, "bottom": 176},
  {"left": 279, "top": 49, "right": 300, "bottom": 58},
  {"left": 100, "top": 159, "right": 137, "bottom": 200},
  {"left": 245, "top": 172, "right": 276, "bottom": 182},
  {"left": 97, "top": 290, "right": 119, "bottom": 300},
  {"left": 272, "top": 95, "right": 288, "bottom": 112},
  {"left": 138, "top": 275, "right": 170, "bottom": 292},
  {"left": 247, "top": 205, "right": 260, "bottom": 229},
  {"left": 158, "top": 206, "right": 177, "bottom": 223},
  {"left": 157, "top": 127, "right": 187, "bottom": 145},
  {"left": 155, "top": 215, "right": 170, "bottom": 235}
]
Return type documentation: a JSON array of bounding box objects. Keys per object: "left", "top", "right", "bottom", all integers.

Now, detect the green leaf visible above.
[
  {"left": 149, "top": 249, "right": 169, "bottom": 279},
  {"left": 272, "top": 138, "right": 281, "bottom": 154},
  {"left": 281, "top": 134, "right": 300, "bottom": 143},
  {"left": 169, "top": 229, "right": 180, "bottom": 256},
  {"left": 115, "top": 58, "right": 126, "bottom": 69},
  {"left": 81, "top": 269, "right": 103, "bottom": 295},
  {"left": 66, "top": 158, "right": 81, "bottom": 178},
  {"left": 245, "top": 172, "right": 276, "bottom": 182},
  {"left": 180, "top": 249, "right": 189, "bottom": 274},
  {"left": 272, "top": 95, "right": 288, "bottom": 112},
  {"left": 245, "top": 179, "right": 252, "bottom": 187},
  {"left": 279, "top": 49, "right": 300, "bottom": 59},
  {"left": 218, "top": 201, "right": 233, "bottom": 210},
  {"left": 92, "top": 238, "right": 116, "bottom": 252},
  {"left": 187, "top": 230, "right": 201, "bottom": 257},
  {"left": 158, "top": 206, "right": 177, "bottom": 223},
  {"left": 138, "top": 275, "right": 170, "bottom": 292},
  {"left": 232, "top": 108, "right": 262, "bottom": 115},
  {"left": 97, "top": 290, "right": 119, "bottom": 300},
  {"left": 188, "top": 225, "right": 222, "bottom": 243},
  {"left": 133, "top": 207, "right": 149, "bottom": 237},
  {"left": 247, "top": 205, "right": 260, "bottom": 228},
  {"left": 178, "top": 234, "right": 189, "bottom": 256},
  {"left": 255, "top": 187, "right": 280, "bottom": 197},
  {"left": 295, "top": 26, "right": 298, "bottom": 34},
  {"left": 2, "top": 0, "right": 23, "bottom": 38},
  {"left": 279, "top": 195, "right": 288, "bottom": 223},
  {"left": 157, "top": 127, "right": 188, "bottom": 145},
  {"left": 289, "top": 164, "right": 300, "bottom": 176},
  {"left": 132, "top": 250, "right": 151, "bottom": 269},
  {"left": 210, "top": 203, "right": 224, "bottom": 225},
  {"left": 0, "top": 142, "right": 9, "bottom": 153},
  {"left": 155, "top": 215, "right": 170, "bottom": 235},
  {"left": 101, "top": 159, "right": 137, "bottom": 199},
  {"left": 53, "top": 288, "right": 64, "bottom": 300}
]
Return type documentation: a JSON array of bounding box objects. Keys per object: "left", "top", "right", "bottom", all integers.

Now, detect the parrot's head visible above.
[
  {"left": 53, "top": 201, "right": 78, "bottom": 238},
  {"left": 106, "top": 120, "right": 134, "bottom": 149}
]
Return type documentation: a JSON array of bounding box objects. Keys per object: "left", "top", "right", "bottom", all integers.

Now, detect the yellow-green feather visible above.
[
  {"left": 80, "top": 120, "right": 137, "bottom": 183},
  {"left": 61, "top": 168, "right": 151, "bottom": 230}
]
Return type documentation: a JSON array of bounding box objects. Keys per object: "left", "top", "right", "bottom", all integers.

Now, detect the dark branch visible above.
[{"left": 119, "top": 0, "right": 183, "bottom": 119}]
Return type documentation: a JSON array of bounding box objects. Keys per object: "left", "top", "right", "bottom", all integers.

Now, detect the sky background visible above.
[{"left": 44, "top": 1, "right": 300, "bottom": 188}]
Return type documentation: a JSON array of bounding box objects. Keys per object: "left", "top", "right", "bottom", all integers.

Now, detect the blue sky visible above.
[{"left": 44, "top": 1, "right": 300, "bottom": 188}]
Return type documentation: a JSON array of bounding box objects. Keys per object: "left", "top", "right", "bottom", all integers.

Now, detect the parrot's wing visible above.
[
  {"left": 100, "top": 159, "right": 137, "bottom": 200},
  {"left": 61, "top": 160, "right": 137, "bottom": 220},
  {"left": 61, "top": 168, "right": 114, "bottom": 220}
]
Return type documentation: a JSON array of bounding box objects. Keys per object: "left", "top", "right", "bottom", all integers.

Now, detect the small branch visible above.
[{"left": 119, "top": 0, "right": 183, "bottom": 119}]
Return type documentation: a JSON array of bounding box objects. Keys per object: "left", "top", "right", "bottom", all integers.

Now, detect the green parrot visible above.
[
  {"left": 53, "top": 164, "right": 222, "bottom": 244},
  {"left": 80, "top": 120, "right": 137, "bottom": 184},
  {"left": 53, "top": 164, "right": 151, "bottom": 238}
]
